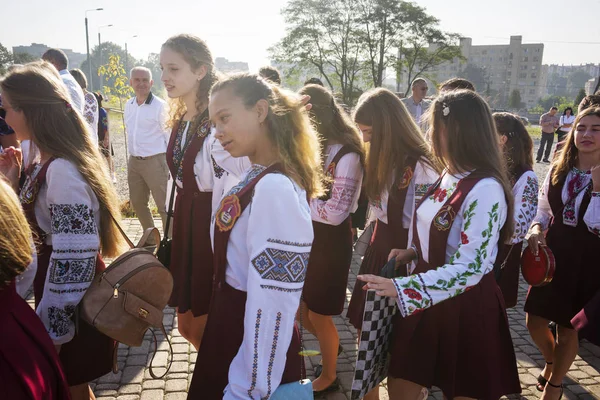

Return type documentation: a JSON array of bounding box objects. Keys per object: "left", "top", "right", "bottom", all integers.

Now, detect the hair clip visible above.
[
  {"left": 442, "top": 103, "right": 450, "bottom": 117},
  {"left": 65, "top": 101, "right": 73, "bottom": 111},
  {"left": 507, "top": 132, "right": 515, "bottom": 138}
]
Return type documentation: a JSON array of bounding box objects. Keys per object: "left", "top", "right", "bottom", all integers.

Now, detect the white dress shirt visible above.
[
  {"left": 59, "top": 70, "right": 84, "bottom": 113},
  {"left": 124, "top": 92, "right": 170, "bottom": 157}
]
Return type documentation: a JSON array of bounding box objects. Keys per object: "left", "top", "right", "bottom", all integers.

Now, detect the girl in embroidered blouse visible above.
[
  {"left": 358, "top": 90, "right": 521, "bottom": 400},
  {"left": 492, "top": 112, "right": 539, "bottom": 308},
  {"left": 525, "top": 107, "right": 600, "bottom": 399},
  {"left": 296, "top": 84, "right": 365, "bottom": 394},
  {"left": 0, "top": 179, "right": 70, "bottom": 400},
  {"left": 188, "top": 74, "right": 323, "bottom": 399},
  {"left": 0, "top": 63, "right": 124, "bottom": 400},
  {"left": 160, "top": 34, "right": 222, "bottom": 351}
]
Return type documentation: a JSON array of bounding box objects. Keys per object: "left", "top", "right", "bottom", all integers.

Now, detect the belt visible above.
[{"left": 131, "top": 153, "right": 165, "bottom": 160}]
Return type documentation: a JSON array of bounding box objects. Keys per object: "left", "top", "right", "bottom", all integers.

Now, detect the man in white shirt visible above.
[
  {"left": 42, "top": 48, "right": 85, "bottom": 112},
  {"left": 401, "top": 78, "right": 432, "bottom": 137},
  {"left": 124, "top": 66, "right": 170, "bottom": 231}
]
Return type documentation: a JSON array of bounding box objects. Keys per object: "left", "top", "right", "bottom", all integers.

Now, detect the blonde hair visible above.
[
  {"left": 353, "top": 87, "right": 440, "bottom": 201},
  {"left": 210, "top": 74, "right": 324, "bottom": 198},
  {"left": 429, "top": 89, "right": 514, "bottom": 243},
  {"left": 552, "top": 107, "right": 600, "bottom": 186},
  {"left": 0, "top": 178, "right": 33, "bottom": 287},
  {"left": 298, "top": 84, "right": 365, "bottom": 167},
  {"left": 1, "top": 64, "right": 125, "bottom": 257},
  {"left": 162, "top": 34, "right": 218, "bottom": 129}
]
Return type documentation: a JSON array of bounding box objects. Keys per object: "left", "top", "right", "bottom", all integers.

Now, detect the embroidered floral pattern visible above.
[
  {"left": 48, "top": 305, "right": 76, "bottom": 337},
  {"left": 19, "top": 164, "right": 43, "bottom": 205},
  {"left": 265, "top": 312, "right": 282, "bottom": 399},
  {"left": 317, "top": 176, "right": 359, "bottom": 221},
  {"left": 248, "top": 309, "right": 262, "bottom": 398},
  {"left": 83, "top": 92, "right": 98, "bottom": 127},
  {"left": 260, "top": 285, "right": 303, "bottom": 293},
  {"left": 563, "top": 168, "right": 592, "bottom": 227},
  {"left": 251, "top": 248, "right": 309, "bottom": 283},
  {"left": 211, "top": 154, "right": 226, "bottom": 179},
  {"left": 227, "top": 164, "right": 267, "bottom": 197},
  {"left": 513, "top": 176, "right": 539, "bottom": 242},
  {"left": 266, "top": 238, "right": 312, "bottom": 247},
  {"left": 460, "top": 232, "right": 469, "bottom": 245},
  {"left": 430, "top": 182, "right": 457, "bottom": 203},
  {"left": 171, "top": 121, "right": 192, "bottom": 183},
  {"left": 48, "top": 257, "right": 95, "bottom": 284},
  {"left": 415, "top": 183, "right": 433, "bottom": 203},
  {"left": 50, "top": 204, "right": 96, "bottom": 235}
]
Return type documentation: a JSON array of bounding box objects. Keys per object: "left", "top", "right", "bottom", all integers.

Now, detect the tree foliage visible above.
[
  {"left": 0, "top": 43, "right": 14, "bottom": 75},
  {"left": 98, "top": 54, "right": 134, "bottom": 105},
  {"left": 458, "top": 64, "right": 488, "bottom": 92},
  {"left": 80, "top": 42, "right": 137, "bottom": 91},
  {"left": 508, "top": 89, "right": 523, "bottom": 110},
  {"left": 574, "top": 88, "right": 586, "bottom": 108}
]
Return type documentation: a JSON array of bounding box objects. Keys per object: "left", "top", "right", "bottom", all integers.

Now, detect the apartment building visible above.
[
  {"left": 12, "top": 43, "right": 87, "bottom": 69},
  {"left": 398, "top": 36, "right": 544, "bottom": 108}
]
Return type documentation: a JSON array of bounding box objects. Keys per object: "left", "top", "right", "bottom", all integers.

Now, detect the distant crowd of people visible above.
[{"left": 0, "top": 36, "right": 599, "bottom": 400}]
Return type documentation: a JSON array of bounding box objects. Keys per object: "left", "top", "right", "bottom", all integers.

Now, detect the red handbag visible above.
[{"left": 521, "top": 245, "right": 556, "bottom": 287}]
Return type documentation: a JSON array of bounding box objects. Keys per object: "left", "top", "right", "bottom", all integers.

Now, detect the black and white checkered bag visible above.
[{"left": 351, "top": 289, "right": 397, "bottom": 400}]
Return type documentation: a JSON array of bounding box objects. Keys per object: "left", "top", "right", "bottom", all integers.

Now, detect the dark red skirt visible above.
[
  {"left": 188, "top": 282, "right": 303, "bottom": 399},
  {"left": 168, "top": 189, "right": 214, "bottom": 316},
  {"left": 303, "top": 218, "right": 353, "bottom": 316},
  {"left": 0, "top": 282, "right": 70, "bottom": 399},
  {"left": 347, "top": 219, "right": 395, "bottom": 330},
  {"left": 495, "top": 242, "right": 523, "bottom": 308},
  {"left": 525, "top": 221, "right": 600, "bottom": 328},
  {"left": 35, "top": 244, "right": 115, "bottom": 386},
  {"left": 389, "top": 273, "right": 521, "bottom": 399}
]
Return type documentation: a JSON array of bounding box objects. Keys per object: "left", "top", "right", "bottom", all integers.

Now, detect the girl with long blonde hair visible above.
[
  {"left": 188, "top": 73, "right": 322, "bottom": 399},
  {"left": 0, "top": 63, "right": 123, "bottom": 400}
]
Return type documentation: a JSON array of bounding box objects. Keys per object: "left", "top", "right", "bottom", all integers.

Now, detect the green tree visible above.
[
  {"left": 99, "top": 54, "right": 134, "bottom": 159},
  {"left": 396, "top": 2, "right": 462, "bottom": 95},
  {"left": 141, "top": 53, "right": 165, "bottom": 94},
  {"left": 508, "top": 89, "right": 522, "bottom": 110},
  {"left": 0, "top": 43, "right": 12, "bottom": 75},
  {"left": 12, "top": 52, "right": 38, "bottom": 64},
  {"left": 269, "top": 0, "right": 366, "bottom": 105},
  {"left": 567, "top": 70, "right": 592, "bottom": 96},
  {"left": 458, "top": 64, "right": 488, "bottom": 92},
  {"left": 574, "top": 88, "right": 586, "bottom": 107},
  {"left": 80, "top": 42, "right": 137, "bottom": 91}
]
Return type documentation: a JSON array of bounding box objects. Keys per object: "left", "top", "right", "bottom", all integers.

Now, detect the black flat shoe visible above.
[
  {"left": 314, "top": 345, "right": 344, "bottom": 378},
  {"left": 313, "top": 378, "right": 340, "bottom": 396}
]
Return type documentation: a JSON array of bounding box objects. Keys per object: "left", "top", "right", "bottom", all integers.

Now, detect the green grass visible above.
[{"left": 527, "top": 126, "right": 541, "bottom": 140}]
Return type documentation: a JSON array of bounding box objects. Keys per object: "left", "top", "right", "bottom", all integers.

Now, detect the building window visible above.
[
  {"left": 521, "top": 65, "right": 528, "bottom": 70},
  {"left": 482, "top": 50, "right": 488, "bottom": 55},
  {"left": 519, "top": 73, "right": 527, "bottom": 78},
  {"left": 531, "top": 73, "right": 537, "bottom": 78},
  {"left": 533, "top": 56, "right": 540, "bottom": 62},
  {"left": 529, "top": 89, "right": 536, "bottom": 94}
]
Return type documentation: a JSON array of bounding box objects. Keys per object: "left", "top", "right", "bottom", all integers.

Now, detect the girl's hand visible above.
[
  {"left": 300, "top": 95, "right": 312, "bottom": 111},
  {"left": 357, "top": 274, "right": 397, "bottom": 297},
  {"left": 527, "top": 224, "right": 546, "bottom": 257},
  {"left": 388, "top": 248, "right": 417, "bottom": 267},
  {"left": 0, "top": 146, "right": 22, "bottom": 189}
]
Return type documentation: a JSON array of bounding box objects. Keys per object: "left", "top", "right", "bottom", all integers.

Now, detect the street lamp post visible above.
[
  {"left": 85, "top": 8, "right": 103, "bottom": 91},
  {"left": 98, "top": 24, "right": 114, "bottom": 94},
  {"left": 125, "top": 35, "right": 139, "bottom": 78}
]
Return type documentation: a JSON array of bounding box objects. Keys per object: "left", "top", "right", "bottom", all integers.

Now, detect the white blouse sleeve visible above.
[
  {"left": 36, "top": 160, "right": 100, "bottom": 345},
  {"left": 393, "top": 180, "right": 507, "bottom": 317},
  {"left": 225, "top": 175, "right": 313, "bottom": 400},
  {"left": 532, "top": 170, "right": 553, "bottom": 231},
  {"left": 510, "top": 171, "right": 539, "bottom": 243},
  {"left": 584, "top": 192, "right": 600, "bottom": 237},
  {"left": 310, "top": 152, "right": 363, "bottom": 225},
  {"left": 15, "top": 239, "right": 38, "bottom": 298}
]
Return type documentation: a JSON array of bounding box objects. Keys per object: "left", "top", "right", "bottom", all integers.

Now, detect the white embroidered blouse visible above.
[
  {"left": 310, "top": 144, "right": 363, "bottom": 225},
  {"left": 23, "top": 158, "right": 101, "bottom": 345},
  {"left": 210, "top": 165, "right": 313, "bottom": 400},
  {"left": 369, "top": 159, "right": 439, "bottom": 228},
  {"left": 393, "top": 172, "right": 508, "bottom": 317},
  {"left": 509, "top": 170, "right": 539, "bottom": 244},
  {"left": 533, "top": 168, "right": 600, "bottom": 237}
]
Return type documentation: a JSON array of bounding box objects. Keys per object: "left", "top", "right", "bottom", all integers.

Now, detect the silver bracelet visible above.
[{"left": 409, "top": 243, "right": 420, "bottom": 263}]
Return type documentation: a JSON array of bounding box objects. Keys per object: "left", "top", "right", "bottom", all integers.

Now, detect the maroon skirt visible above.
[
  {"left": 347, "top": 220, "right": 395, "bottom": 330},
  {"left": 0, "top": 282, "right": 70, "bottom": 399},
  {"left": 168, "top": 189, "right": 214, "bottom": 316},
  {"left": 34, "top": 244, "right": 115, "bottom": 386},
  {"left": 303, "top": 218, "right": 353, "bottom": 316},
  {"left": 389, "top": 273, "right": 521, "bottom": 399},
  {"left": 188, "top": 282, "right": 303, "bottom": 399},
  {"left": 495, "top": 242, "right": 523, "bottom": 309}
]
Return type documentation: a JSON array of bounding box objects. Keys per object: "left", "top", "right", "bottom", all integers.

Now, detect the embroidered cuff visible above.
[
  {"left": 592, "top": 192, "right": 600, "bottom": 198},
  {"left": 392, "top": 278, "right": 408, "bottom": 318}
]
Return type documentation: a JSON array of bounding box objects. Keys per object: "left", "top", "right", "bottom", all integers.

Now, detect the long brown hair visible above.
[
  {"left": 162, "top": 34, "right": 218, "bottom": 128},
  {"left": 298, "top": 84, "right": 365, "bottom": 167},
  {"left": 210, "top": 74, "right": 324, "bottom": 198},
  {"left": 353, "top": 87, "right": 439, "bottom": 201},
  {"left": 552, "top": 107, "right": 600, "bottom": 186},
  {"left": 0, "top": 179, "right": 33, "bottom": 287},
  {"left": 493, "top": 112, "right": 534, "bottom": 183},
  {"left": 1, "top": 63, "right": 124, "bottom": 257},
  {"left": 429, "top": 89, "right": 514, "bottom": 242}
]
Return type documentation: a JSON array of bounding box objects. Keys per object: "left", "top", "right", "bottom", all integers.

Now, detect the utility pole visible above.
[{"left": 85, "top": 8, "right": 103, "bottom": 91}]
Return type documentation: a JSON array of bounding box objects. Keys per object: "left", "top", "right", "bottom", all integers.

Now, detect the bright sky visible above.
[{"left": 1, "top": 0, "right": 599, "bottom": 71}]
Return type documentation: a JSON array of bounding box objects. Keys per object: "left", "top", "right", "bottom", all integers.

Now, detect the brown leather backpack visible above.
[{"left": 81, "top": 224, "right": 174, "bottom": 378}]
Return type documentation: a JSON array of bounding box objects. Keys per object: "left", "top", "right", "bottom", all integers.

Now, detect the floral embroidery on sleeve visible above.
[
  {"left": 512, "top": 175, "right": 539, "bottom": 243},
  {"left": 430, "top": 182, "right": 457, "bottom": 203}
]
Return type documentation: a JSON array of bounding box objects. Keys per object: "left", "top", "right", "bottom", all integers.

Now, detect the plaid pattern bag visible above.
[{"left": 351, "top": 289, "right": 397, "bottom": 400}]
